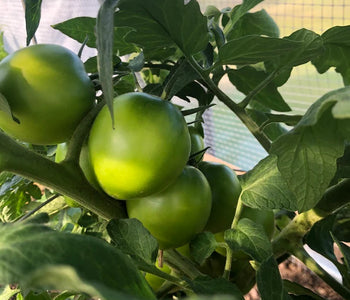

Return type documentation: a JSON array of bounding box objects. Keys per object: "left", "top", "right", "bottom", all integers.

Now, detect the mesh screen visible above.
[{"left": 197, "top": 0, "right": 349, "bottom": 170}]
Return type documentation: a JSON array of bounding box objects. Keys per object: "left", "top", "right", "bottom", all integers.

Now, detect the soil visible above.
[{"left": 244, "top": 256, "right": 345, "bottom": 300}]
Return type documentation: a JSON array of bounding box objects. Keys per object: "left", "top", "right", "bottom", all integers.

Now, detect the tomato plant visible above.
[
  {"left": 0, "top": 1, "right": 350, "bottom": 300},
  {"left": 126, "top": 166, "right": 212, "bottom": 249},
  {"left": 88, "top": 92, "right": 190, "bottom": 200},
  {"left": 0, "top": 44, "right": 95, "bottom": 145}
]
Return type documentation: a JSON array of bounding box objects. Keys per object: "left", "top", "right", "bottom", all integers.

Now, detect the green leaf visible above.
[
  {"left": 52, "top": 17, "right": 97, "bottom": 49},
  {"left": 0, "top": 32, "right": 8, "bottom": 61},
  {"left": 23, "top": 290, "right": 51, "bottom": 300},
  {"left": 189, "top": 276, "right": 244, "bottom": 299},
  {"left": 283, "top": 280, "right": 326, "bottom": 300},
  {"left": 312, "top": 26, "right": 350, "bottom": 85},
  {"left": 228, "top": 66, "right": 291, "bottom": 112},
  {"left": 256, "top": 256, "right": 284, "bottom": 300},
  {"left": 189, "top": 232, "right": 217, "bottom": 265},
  {"left": 321, "top": 25, "right": 350, "bottom": 47},
  {"left": 96, "top": 0, "right": 119, "bottom": 128},
  {"left": 24, "top": 0, "right": 42, "bottom": 46},
  {"left": 107, "top": 218, "right": 158, "bottom": 265},
  {"left": 219, "top": 36, "right": 302, "bottom": 65},
  {"left": 240, "top": 155, "right": 298, "bottom": 211},
  {"left": 0, "top": 221, "right": 155, "bottom": 300},
  {"left": 186, "top": 295, "right": 241, "bottom": 300},
  {"left": 223, "top": 0, "right": 263, "bottom": 35},
  {"left": 227, "top": 9, "right": 279, "bottom": 40},
  {"left": 312, "top": 45, "right": 350, "bottom": 86},
  {"left": 114, "top": 0, "right": 209, "bottom": 57},
  {"left": 163, "top": 59, "right": 200, "bottom": 100},
  {"left": 280, "top": 29, "right": 324, "bottom": 67},
  {"left": 305, "top": 215, "right": 338, "bottom": 263},
  {"left": 271, "top": 87, "right": 350, "bottom": 212},
  {"left": 224, "top": 218, "right": 272, "bottom": 262}
]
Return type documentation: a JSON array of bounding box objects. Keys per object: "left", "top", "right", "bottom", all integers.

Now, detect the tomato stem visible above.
[
  {"left": 0, "top": 131, "right": 126, "bottom": 220},
  {"left": 186, "top": 56, "right": 272, "bottom": 153}
]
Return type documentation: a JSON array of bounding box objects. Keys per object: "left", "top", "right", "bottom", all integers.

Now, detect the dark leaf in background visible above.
[
  {"left": 25, "top": 0, "right": 43, "bottom": 46},
  {"left": 228, "top": 66, "right": 291, "bottom": 112}
]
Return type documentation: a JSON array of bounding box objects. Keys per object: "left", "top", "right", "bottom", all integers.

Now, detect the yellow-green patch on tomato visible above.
[{"left": 88, "top": 92, "right": 191, "bottom": 200}]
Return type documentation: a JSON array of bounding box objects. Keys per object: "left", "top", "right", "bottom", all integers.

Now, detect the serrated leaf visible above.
[
  {"left": 224, "top": 218, "right": 272, "bottom": 262},
  {"left": 114, "top": 0, "right": 209, "bottom": 57},
  {"left": 189, "top": 276, "right": 244, "bottom": 299},
  {"left": 96, "top": 0, "right": 119, "bottom": 128},
  {"left": 305, "top": 215, "right": 338, "bottom": 263},
  {"left": 256, "top": 255, "right": 283, "bottom": 300},
  {"left": 223, "top": 0, "right": 263, "bottom": 35},
  {"left": 228, "top": 66, "right": 291, "bottom": 112},
  {"left": 189, "top": 232, "right": 217, "bottom": 265},
  {"left": 271, "top": 87, "right": 350, "bottom": 212},
  {"left": 240, "top": 155, "right": 298, "bottom": 211},
  {"left": 227, "top": 9, "right": 279, "bottom": 40},
  {"left": 107, "top": 218, "right": 158, "bottom": 265},
  {"left": 0, "top": 221, "right": 155, "bottom": 300},
  {"left": 24, "top": 0, "right": 42, "bottom": 46},
  {"left": 219, "top": 36, "right": 302, "bottom": 65}
]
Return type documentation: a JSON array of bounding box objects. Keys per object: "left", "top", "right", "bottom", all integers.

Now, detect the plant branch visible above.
[
  {"left": 65, "top": 101, "right": 104, "bottom": 163},
  {"left": 292, "top": 247, "right": 350, "bottom": 299},
  {"left": 238, "top": 69, "right": 278, "bottom": 109},
  {"left": 17, "top": 194, "right": 60, "bottom": 222},
  {"left": 187, "top": 56, "right": 272, "bottom": 153},
  {"left": 0, "top": 131, "right": 126, "bottom": 220},
  {"left": 272, "top": 208, "right": 327, "bottom": 258}
]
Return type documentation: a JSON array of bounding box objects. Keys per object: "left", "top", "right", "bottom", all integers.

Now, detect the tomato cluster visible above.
[{"left": 0, "top": 43, "right": 275, "bottom": 264}]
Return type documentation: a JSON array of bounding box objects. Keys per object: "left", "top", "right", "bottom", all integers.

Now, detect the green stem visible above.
[
  {"left": 0, "top": 131, "right": 126, "bottom": 220},
  {"left": 187, "top": 56, "right": 271, "bottom": 153},
  {"left": 272, "top": 208, "right": 327, "bottom": 258},
  {"left": 293, "top": 247, "right": 350, "bottom": 299},
  {"left": 163, "top": 249, "right": 203, "bottom": 280},
  {"left": 231, "top": 195, "right": 244, "bottom": 229},
  {"left": 238, "top": 70, "right": 278, "bottom": 109},
  {"left": 65, "top": 102, "right": 104, "bottom": 163}
]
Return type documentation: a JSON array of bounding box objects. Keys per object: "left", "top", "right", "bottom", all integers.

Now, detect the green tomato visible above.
[
  {"left": 197, "top": 161, "right": 241, "bottom": 233},
  {"left": 0, "top": 44, "right": 95, "bottom": 145},
  {"left": 55, "top": 142, "right": 101, "bottom": 207},
  {"left": 126, "top": 166, "right": 212, "bottom": 249},
  {"left": 88, "top": 92, "right": 191, "bottom": 200},
  {"left": 145, "top": 261, "right": 171, "bottom": 292},
  {"left": 188, "top": 126, "right": 205, "bottom": 163},
  {"left": 215, "top": 205, "right": 275, "bottom": 257}
]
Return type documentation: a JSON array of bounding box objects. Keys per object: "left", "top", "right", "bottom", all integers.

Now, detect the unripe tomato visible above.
[
  {"left": 126, "top": 166, "right": 212, "bottom": 249},
  {"left": 188, "top": 126, "right": 205, "bottom": 163},
  {"left": 88, "top": 92, "right": 191, "bottom": 200},
  {"left": 55, "top": 142, "right": 101, "bottom": 207},
  {"left": 197, "top": 161, "right": 241, "bottom": 233},
  {"left": 0, "top": 44, "right": 95, "bottom": 145}
]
